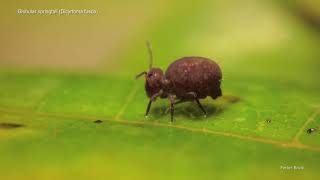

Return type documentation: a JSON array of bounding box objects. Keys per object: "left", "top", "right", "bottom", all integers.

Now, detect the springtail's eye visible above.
[{"left": 147, "top": 73, "right": 153, "bottom": 77}]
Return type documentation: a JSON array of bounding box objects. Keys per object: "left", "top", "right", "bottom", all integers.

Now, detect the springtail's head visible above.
[{"left": 136, "top": 41, "right": 164, "bottom": 98}]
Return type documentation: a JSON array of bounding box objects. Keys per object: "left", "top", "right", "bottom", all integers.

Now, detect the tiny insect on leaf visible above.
[{"left": 136, "top": 42, "right": 222, "bottom": 122}]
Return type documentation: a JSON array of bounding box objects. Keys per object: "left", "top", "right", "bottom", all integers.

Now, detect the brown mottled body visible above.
[
  {"left": 136, "top": 42, "right": 222, "bottom": 122},
  {"left": 165, "top": 57, "right": 222, "bottom": 100}
]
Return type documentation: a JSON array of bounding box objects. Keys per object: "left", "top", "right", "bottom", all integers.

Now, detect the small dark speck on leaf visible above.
[
  {"left": 265, "top": 118, "right": 272, "bottom": 123},
  {"left": 307, "top": 128, "right": 317, "bottom": 134},
  {"left": 0, "top": 122, "right": 24, "bottom": 129},
  {"left": 94, "top": 120, "right": 103, "bottom": 124}
]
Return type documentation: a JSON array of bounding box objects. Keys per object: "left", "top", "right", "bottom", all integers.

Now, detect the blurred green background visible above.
[{"left": 1, "top": 0, "right": 320, "bottom": 179}]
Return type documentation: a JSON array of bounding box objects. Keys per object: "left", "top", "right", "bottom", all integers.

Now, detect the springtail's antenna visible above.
[
  {"left": 146, "top": 40, "right": 153, "bottom": 69},
  {"left": 135, "top": 41, "right": 152, "bottom": 80},
  {"left": 135, "top": 71, "right": 147, "bottom": 79}
]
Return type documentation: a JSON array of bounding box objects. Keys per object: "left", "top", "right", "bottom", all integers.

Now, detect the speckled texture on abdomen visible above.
[{"left": 165, "top": 56, "right": 222, "bottom": 99}]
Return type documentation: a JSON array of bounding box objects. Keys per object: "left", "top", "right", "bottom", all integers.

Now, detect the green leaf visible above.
[{"left": 1, "top": 70, "right": 320, "bottom": 179}]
